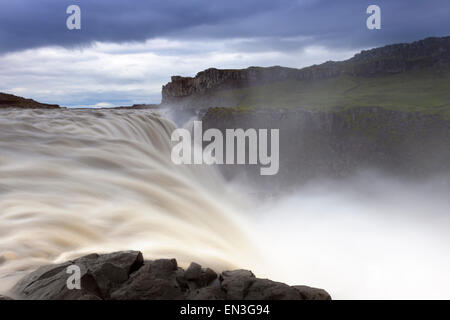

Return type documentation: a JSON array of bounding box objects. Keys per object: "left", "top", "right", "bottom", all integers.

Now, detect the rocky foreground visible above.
[{"left": 5, "top": 251, "right": 330, "bottom": 300}]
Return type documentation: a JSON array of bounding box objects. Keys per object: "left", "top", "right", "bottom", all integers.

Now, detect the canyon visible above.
[{"left": 160, "top": 36, "right": 450, "bottom": 186}]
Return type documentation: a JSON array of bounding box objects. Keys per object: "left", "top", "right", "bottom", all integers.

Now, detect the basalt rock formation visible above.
[
  {"left": 11, "top": 251, "right": 331, "bottom": 300},
  {"left": 0, "top": 92, "right": 59, "bottom": 109},
  {"left": 161, "top": 36, "right": 450, "bottom": 105},
  {"left": 201, "top": 106, "right": 450, "bottom": 187},
  {"left": 160, "top": 36, "right": 450, "bottom": 186}
]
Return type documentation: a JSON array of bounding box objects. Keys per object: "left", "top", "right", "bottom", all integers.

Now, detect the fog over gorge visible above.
[{"left": 248, "top": 174, "right": 450, "bottom": 299}]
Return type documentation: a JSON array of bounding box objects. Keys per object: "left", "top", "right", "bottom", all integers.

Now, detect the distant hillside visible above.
[
  {"left": 161, "top": 37, "right": 450, "bottom": 186},
  {"left": 0, "top": 92, "right": 59, "bottom": 109},
  {"left": 161, "top": 36, "right": 450, "bottom": 115}
]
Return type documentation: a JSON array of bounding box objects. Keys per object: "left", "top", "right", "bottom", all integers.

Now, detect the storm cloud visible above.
[
  {"left": 1, "top": 0, "right": 448, "bottom": 54},
  {"left": 0, "top": 0, "right": 448, "bottom": 107}
]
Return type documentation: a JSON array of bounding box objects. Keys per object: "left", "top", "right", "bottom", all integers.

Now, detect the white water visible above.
[
  {"left": 0, "top": 108, "right": 260, "bottom": 293},
  {"left": 1, "top": 108, "right": 449, "bottom": 299}
]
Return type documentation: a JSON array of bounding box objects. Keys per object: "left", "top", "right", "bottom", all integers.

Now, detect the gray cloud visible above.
[
  {"left": 0, "top": 0, "right": 448, "bottom": 107},
  {"left": 0, "top": 0, "right": 448, "bottom": 54},
  {"left": 0, "top": 39, "right": 356, "bottom": 106}
]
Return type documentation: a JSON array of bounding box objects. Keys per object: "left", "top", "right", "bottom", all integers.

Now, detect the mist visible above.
[
  {"left": 158, "top": 105, "right": 450, "bottom": 299},
  {"left": 245, "top": 172, "right": 450, "bottom": 299}
]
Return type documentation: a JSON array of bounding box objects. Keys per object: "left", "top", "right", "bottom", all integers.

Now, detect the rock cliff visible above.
[
  {"left": 161, "top": 36, "right": 450, "bottom": 104},
  {"left": 160, "top": 36, "right": 450, "bottom": 186},
  {"left": 0, "top": 92, "right": 59, "bottom": 109},
  {"left": 201, "top": 106, "right": 450, "bottom": 187}
]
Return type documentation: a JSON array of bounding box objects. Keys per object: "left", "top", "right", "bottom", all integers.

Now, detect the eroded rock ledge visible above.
[{"left": 10, "top": 251, "right": 331, "bottom": 300}]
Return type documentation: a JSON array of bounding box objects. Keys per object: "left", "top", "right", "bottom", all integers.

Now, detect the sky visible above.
[{"left": 0, "top": 0, "right": 448, "bottom": 107}]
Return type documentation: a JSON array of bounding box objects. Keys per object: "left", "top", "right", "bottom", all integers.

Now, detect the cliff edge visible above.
[
  {"left": 160, "top": 36, "right": 450, "bottom": 186},
  {"left": 0, "top": 92, "right": 59, "bottom": 109},
  {"left": 162, "top": 36, "right": 450, "bottom": 106}
]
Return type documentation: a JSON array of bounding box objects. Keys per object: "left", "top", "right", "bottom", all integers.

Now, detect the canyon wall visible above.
[
  {"left": 201, "top": 106, "right": 450, "bottom": 187},
  {"left": 161, "top": 36, "right": 450, "bottom": 104},
  {"left": 160, "top": 37, "right": 450, "bottom": 186}
]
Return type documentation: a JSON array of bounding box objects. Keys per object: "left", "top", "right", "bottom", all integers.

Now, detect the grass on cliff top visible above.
[{"left": 212, "top": 68, "right": 450, "bottom": 116}]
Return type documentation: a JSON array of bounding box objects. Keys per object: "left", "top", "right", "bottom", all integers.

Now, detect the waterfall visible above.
[{"left": 0, "top": 108, "right": 260, "bottom": 293}]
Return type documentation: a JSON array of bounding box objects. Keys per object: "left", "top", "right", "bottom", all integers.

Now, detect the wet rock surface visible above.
[{"left": 11, "top": 251, "right": 331, "bottom": 300}]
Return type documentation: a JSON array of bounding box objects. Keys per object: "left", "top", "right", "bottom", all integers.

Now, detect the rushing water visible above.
[
  {"left": 0, "top": 108, "right": 260, "bottom": 293},
  {"left": 1, "top": 108, "right": 450, "bottom": 299}
]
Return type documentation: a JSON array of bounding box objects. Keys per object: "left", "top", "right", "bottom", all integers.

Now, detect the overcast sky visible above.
[{"left": 0, "top": 0, "right": 448, "bottom": 107}]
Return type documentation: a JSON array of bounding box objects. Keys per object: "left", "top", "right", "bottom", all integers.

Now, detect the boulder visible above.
[
  {"left": 185, "top": 262, "right": 202, "bottom": 281},
  {"left": 13, "top": 251, "right": 331, "bottom": 300},
  {"left": 294, "top": 285, "right": 332, "bottom": 300},
  {"left": 110, "top": 259, "right": 185, "bottom": 300},
  {"left": 220, "top": 270, "right": 256, "bottom": 300},
  {"left": 13, "top": 251, "right": 143, "bottom": 300},
  {"left": 184, "top": 262, "right": 218, "bottom": 289}
]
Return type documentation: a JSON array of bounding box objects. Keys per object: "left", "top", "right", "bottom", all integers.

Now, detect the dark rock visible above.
[
  {"left": 184, "top": 263, "right": 218, "bottom": 289},
  {"left": 76, "top": 251, "right": 144, "bottom": 275},
  {"left": 245, "top": 279, "right": 302, "bottom": 300},
  {"left": 13, "top": 251, "right": 143, "bottom": 300},
  {"left": 185, "top": 262, "right": 202, "bottom": 281},
  {"left": 13, "top": 261, "right": 75, "bottom": 300},
  {"left": 219, "top": 270, "right": 307, "bottom": 300},
  {"left": 13, "top": 251, "right": 331, "bottom": 300},
  {"left": 110, "top": 259, "right": 184, "bottom": 300},
  {"left": 160, "top": 36, "right": 450, "bottom": 186},
  {"left": 147, "top": 258, "right": 178, "bottom": 278},
  {"left": 0, "top": 295, "right": 13, "bottom": 300},
  {"left": 294, "top": 285, "right": 332, "bottom": 300},
  {"left": 0, "top": 92, "right": 59, "bottom": 109},
  {"left": 187, "top": 279, "right": 226, "bottom": 300},
  {"left": 220, "top": 270, "right": 256, "bottom": 300},
  {"left": 201, "top": 268, "right": 218, "bottom": 286},
  {"left": 161, "top": 37, "right": 450, "bottom": 104}
]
